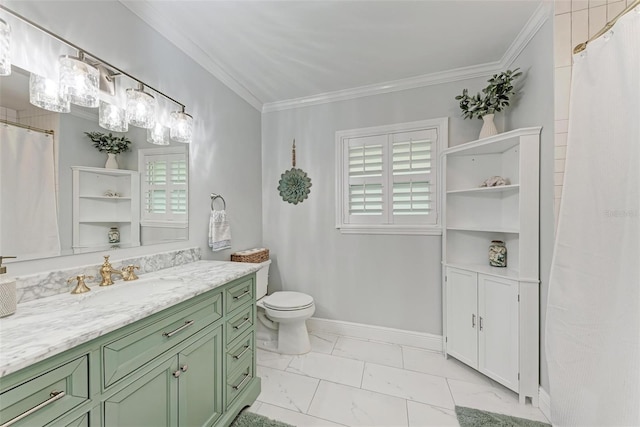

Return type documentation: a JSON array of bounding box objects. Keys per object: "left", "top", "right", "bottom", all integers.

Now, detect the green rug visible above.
[
  {"left": 456, "top": 406, "right": 551, "bottom": 427},
  {"left": 230, "top": 410, "right": 294, "bottom": 427}
]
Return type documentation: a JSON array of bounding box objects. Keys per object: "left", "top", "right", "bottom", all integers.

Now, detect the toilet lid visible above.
[{"left": 263, "top": 291, "right": 314, "bottom": 311}]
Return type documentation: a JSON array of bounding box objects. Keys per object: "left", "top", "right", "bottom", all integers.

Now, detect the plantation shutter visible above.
[
  {"left": 142, "top": 153, "right": 188, "bottom": 223},
  {"left": 390, "top": 129, "right": 437, "bottom": 224},
  {"left": 345, "top": 134, "right": 386, "bottom": 223}
]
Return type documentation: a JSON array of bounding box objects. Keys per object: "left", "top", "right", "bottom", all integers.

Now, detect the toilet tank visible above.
[{"left": 255, "top": 259, "right": 271, "bottom": 298}]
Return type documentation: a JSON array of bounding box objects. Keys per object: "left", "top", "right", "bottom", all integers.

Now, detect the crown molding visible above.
[
  {"left": 120, "top": 1, "right": 263, "bottom": 112},
  {"left": 120, "top": 0, "right": 550, "bottom": 115},
  {"left": 263, "top": 1, "right": 551, "bottom": 113},
  {"left": 500, "top": 1, "right": 553, "bottom": 68}
]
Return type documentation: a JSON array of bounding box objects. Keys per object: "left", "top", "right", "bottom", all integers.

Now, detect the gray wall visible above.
[
  {"left": 5, "top": 1, "right": 263, "bottom": 276},
  {"left": 506, "top": 18, "right": 555, "bottom": 392},
  {"left": 261, "top": 17, "right": 554, "bottom": 348},
  {"left": 262, "top": 78, "right": 492, "bottom": 334}
]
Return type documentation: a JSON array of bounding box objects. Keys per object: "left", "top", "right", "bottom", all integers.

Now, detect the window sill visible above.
[
  {"left": 337, "top": 225, "right": 442, "bottom": 236},
  {"left": 141, "top": 220, "right": 188, "bottom": 229}
]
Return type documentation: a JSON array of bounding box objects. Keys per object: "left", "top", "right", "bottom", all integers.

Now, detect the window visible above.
[
  {"left": 336, "top": 118, "right": 447, "bottom": 235},
  {"left": 138, "top": 147, "right": 188, "bottom": 227}
]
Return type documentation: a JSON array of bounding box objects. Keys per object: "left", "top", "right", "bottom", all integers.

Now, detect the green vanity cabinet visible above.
[{"left": 0, "top": 272, "right": 260, "bottom": 427}]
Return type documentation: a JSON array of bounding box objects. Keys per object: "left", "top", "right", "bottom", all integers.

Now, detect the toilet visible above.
[{"left": 254, "top": 260, "right": 315, "bottom": 355}]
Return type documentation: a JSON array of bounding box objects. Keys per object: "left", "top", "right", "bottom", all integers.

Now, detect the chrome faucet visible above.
[{"left": 99, "top": 255, "right": 121, "bottom": 286}]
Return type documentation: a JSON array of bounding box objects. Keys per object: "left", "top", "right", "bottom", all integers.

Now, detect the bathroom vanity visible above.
[{"left": 0, "top": 261, "right": 260, "bottom": 426}]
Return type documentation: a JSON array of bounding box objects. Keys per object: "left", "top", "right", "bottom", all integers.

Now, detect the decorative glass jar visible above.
[
  {"left": 108, "top": 226, "right": 120, "bottom": 244},
  {"left": 488, "top": 240, "right": 507, "bottom": 267}
]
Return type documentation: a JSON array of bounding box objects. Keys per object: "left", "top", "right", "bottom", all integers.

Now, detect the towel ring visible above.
[{"left": 210, "top": 193, "right": 226, "bottom": 210}]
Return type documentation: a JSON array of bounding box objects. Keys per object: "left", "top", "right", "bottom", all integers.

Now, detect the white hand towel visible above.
[{"left": 209, "top": 210, "right": 231, "bottom": 251}]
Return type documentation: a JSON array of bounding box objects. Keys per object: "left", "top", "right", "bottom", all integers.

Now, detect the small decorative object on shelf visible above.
[
  {"left": 489, "top": 240, "right": 507, "bottom": 267},
  {"left": 108, "top": 226, "right": 120, "bottom": 244},
  {"left": 455, "top": 68, "right": 522, "bottom": 139},
  {"left": 85, "top": 131, "right": 132, "bottom": 169},
  {"left": 480, "top": 176, "right": 510, "bottom": 187},
  {"left": 278, "top": 139, "right": 312, "bottom": 205}
]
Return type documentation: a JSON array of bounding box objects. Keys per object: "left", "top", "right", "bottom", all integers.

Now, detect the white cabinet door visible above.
[
  {"left": 445, "top": 267, "right": 478, "bottom": 369},
  {"left": 478, "top": 274, "right": 518, "bottom": 391}
]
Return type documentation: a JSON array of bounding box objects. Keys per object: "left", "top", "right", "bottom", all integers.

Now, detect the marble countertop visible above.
[{"left": 0, "top": 260, "right": 262, "bottom": 378}]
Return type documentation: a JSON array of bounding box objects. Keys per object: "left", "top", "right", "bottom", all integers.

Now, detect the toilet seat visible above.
[{"left": 263, "top": 291, "right": 314, "bottom": 311}]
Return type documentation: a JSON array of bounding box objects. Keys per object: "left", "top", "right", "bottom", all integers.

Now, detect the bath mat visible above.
[
  {"left": 455, "top": 406, "right": 551, "bottom": 427},
  {"left": 230, "top": 409, "right": 294, "bottom": 427}
]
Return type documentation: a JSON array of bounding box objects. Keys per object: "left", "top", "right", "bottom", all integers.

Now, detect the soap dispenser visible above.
[{"left": 0, "top": 256, "right": 17, "bottom": 318}]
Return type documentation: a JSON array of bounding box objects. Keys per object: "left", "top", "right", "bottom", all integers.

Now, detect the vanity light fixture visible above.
[
  {"left": 126, "top": 82, "right": 156, "bottom": 129},
  {"left": 1, "top": 5, "right": 195, "bottom": 139},
  {"left": 29, "top": 73, "right": 70, "bottom": 113},
  {"left": 0, "top": 18, "right": 10, "bottom": 76},
  {"left": 170, "top": 106, "right": 193, "bottom": 143},
  {"left": 147, "top": 122, "right": 170, "bottom": 145},
  {"left": 59, "top": 51, "right": 100, "bottom": 108},
  {"left": 99, "top": 100, "right": 128, "bottom": 132}
]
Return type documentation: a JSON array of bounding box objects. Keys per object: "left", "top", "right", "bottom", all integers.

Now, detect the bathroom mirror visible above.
[{"left": 0, "top": 65, "right": 189, "bottom": 262}]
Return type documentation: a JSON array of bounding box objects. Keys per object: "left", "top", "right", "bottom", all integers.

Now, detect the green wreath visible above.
[{"left": 278, "top": 168, "right": 312, "bottom": 205}]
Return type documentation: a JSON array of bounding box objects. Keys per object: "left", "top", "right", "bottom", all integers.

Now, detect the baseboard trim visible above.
[
  {"left": 307, "top": 317, "right": 443, "bottom": 352},
  {"left": 538, "top": 386, "right": 551, "bottom": 422}
]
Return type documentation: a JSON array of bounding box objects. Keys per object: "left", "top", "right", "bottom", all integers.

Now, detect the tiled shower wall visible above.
[{"left": 553, "top": 0, "right": 632, "bottom": 220}]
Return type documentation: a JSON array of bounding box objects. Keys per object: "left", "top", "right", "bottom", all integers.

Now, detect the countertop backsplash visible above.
[{"left": 16, "top": 247, "right": 201, "bottom": 303}]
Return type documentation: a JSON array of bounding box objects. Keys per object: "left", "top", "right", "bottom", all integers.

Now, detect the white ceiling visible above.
[{"left": 121, "top": 0, "right": 545, "bottom": 111}]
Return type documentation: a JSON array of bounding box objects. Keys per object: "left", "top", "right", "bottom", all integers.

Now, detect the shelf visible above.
[
  {"left": 72, "top": 166, "right": 137, "bottom": 176},
  {"left": 447, "top": 184, "right": 519, "bottom": 195},
  {"left": 442, "top": 127, "right": 541, "bottom": 156},
  {"left": 79, "top": 220, "right": 132, "bottom": 224},
  {"left": 444, "top": 263, "right": 522, "bottom": 281},
  {"left": 446, "top": 226, "right": 519, "bottom": 233},
  {"left": 79, "top": 195, "right": 132, "bottom": 200}
]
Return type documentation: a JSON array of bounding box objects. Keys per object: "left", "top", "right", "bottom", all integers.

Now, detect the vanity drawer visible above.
[
  {"left": 225, "top": 277, "right": 254, "bottom": 314},
  {"left": 226, "top": 331, "right": 254, "bottom": 375},
  {"left": 0, "top": 355, "right": 89, "bottom": 427},
  {"left": 102, "top": 291, "right": 222, "bottom": 389},
  {"left": 225, "top": 357, "right": 254, "bottom": 409},
  {"left": 226, "top": 304, "right": 254, "bottom": 345}
]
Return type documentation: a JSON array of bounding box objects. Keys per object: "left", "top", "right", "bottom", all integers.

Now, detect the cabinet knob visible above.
[
  {"left": 180, "top": 364, "right": 189, "bottom": 373},
  {"left": 172, "top": 370, "right": 181, "bottom": 378}
]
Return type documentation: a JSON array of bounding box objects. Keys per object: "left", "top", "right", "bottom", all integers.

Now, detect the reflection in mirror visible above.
[{"left": 0, "top": 66, "right": 189, "bottom": 261}]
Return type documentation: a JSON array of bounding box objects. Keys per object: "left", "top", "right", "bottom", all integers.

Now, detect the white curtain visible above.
[
  {"left": 546, "top": 7, "right": 639, "bottom": 427},
  {"left": 0, "top": 124, "right": 61, "bottom": 258}
]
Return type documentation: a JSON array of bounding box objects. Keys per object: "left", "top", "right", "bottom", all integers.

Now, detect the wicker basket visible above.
[{"left": 230, "top": 248, "right": 269, "bottom": 263}]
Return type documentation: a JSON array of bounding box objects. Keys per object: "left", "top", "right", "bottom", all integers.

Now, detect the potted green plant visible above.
[
  {"left": 455, "top": 68, "right": 522, "bottom": 139},
  {"left": 85, "top": 131, "right": 132, "bottom": 169}
]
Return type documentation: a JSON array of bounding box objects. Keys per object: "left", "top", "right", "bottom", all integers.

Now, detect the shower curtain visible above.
[
  {"left": 0, "top": 124, "right": 61, "bottom": 258},
  {"left": 546, "top": 7, "right": 639, "bottom": 427}
]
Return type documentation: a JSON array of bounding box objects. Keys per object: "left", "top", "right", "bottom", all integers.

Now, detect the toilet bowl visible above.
[{"left": 253, "top": 260, "right": 315, "bottom": 355}]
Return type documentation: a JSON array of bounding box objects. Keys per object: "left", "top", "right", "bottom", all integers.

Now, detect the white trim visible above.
[
  {"left": 263, "top": 61, "right": 501, "bottom": 113},
  {"left": 501, "top": 2, "right": 553, "bottom": 68},
  {"left": 120, "top": 0, "right": 263, "bottom": 111},
  {"left": 263, "top": 2, "right": 551, "bottom": 113},
  {"left": 307, "top": 317, "right": 443, "bottom": 352},
  {"left": 70, "top": 105, "right": 98, "bottom": 122},
  {"left": 539, "top": 386, "right": 551, "bottom": 422},
  {"left": 339, "top": 225, "right": 442, "bottom": 236},
  {"left": 336, "top": 118, "right": 447, "bottom": 234}
]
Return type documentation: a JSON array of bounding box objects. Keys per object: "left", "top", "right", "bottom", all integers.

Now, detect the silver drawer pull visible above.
[
  {"left": 233, "top": 317, "right": 250, "bottom": 330},
  {"left": 233, "top": 345, "right": 250, "bottom": 360},
  {"left": 163, "top": 320, "right": 195, "bottom": 338},
  {"left": 232, "top": 374, "right": 251, "bottom": 390},
  {"left": 1, "top": 391, "right": 65, "bottom": 427},
  {"left": 472, "top": 314, "right": 476, "bottom": 328},
  {"left": 233, "top": 290, "right": 251, "bottom": 300},
  {"left": 479, "top": 316, "right": 484, "bottom": 331}
]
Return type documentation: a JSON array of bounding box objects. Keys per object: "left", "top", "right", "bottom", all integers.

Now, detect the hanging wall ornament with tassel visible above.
[{"left": 278, "top": 139, "right": 312, "bottom": 205}]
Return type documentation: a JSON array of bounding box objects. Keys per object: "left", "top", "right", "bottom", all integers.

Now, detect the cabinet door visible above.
[
  {"left": 103, "top": 356, "right": 178, "bottom": 427},
  {"left": 445, "top": 268, "right": 478, "bottom": 369},
  {"left": 178, "top": 325, "right": 223, "bottom": 427},
  {"left": 478, "top": 274, "right": 518, "bottom": 391}
]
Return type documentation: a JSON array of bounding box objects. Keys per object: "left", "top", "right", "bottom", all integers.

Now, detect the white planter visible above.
[
  {"left": 479, "top": 113, "right": 499, "bottom": 139},
  {"left": 105, "top": 153, "right": 118, "bottom": 169}
]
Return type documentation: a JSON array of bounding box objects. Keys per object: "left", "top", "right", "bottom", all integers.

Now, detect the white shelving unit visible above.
[
  {"left": 72, "top": 166, "right": 140, "bottom": 253},
  {"left": 441, "top": 127, "right": 541, "bottom": 405}
]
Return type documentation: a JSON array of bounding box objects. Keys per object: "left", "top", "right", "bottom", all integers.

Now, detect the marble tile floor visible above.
[{"left": 248, "top": 331, "right": 549, "bottom": 427}]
